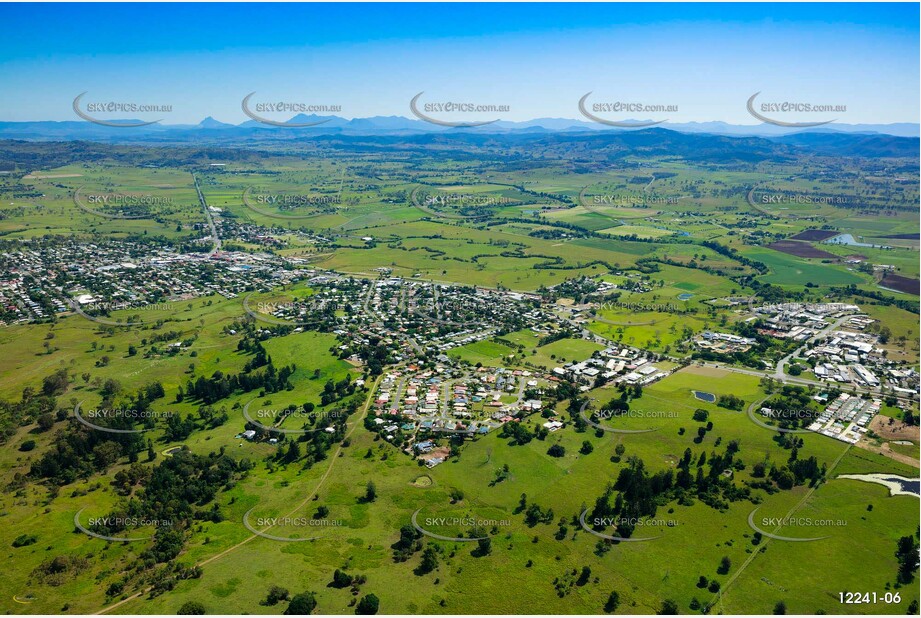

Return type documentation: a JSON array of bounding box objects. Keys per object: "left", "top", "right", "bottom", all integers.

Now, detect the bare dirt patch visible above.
[
  {"left": 23, "top": 173, "right": 83, "bottom": 179},
  {"left": 682, "top": 365, "right": 732, "bottom": 378},
  {"left": 790, "top": 229, "right": 839, "bottom": 242},
  {"left": 869, "top": 415, "right": 920, "bottom": 442},
  {"left": 880, "top": 273, "right": 920, "bottom": 295},
  {"left": 420, "top": 446, "right": 451, "bottom": 465},
  {"left": 768, "top": 240, "right": 839, "bottom": 259},
  {"left": 857, "top": 441, "right": 920, "bottom": 468}
]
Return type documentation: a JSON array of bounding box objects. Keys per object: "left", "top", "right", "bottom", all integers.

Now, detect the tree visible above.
[
  {"left": 474, "top": 536, "right": 492, "bottom": 557},
  {"left": 604, "top": 590, "right": 620, "bottom": 613},
  {"left": 37, "top": 413, "right": 55, "bottom": 431},
  {"left": 577, "top": 565, "right": 592, "bottom": 586},
  {"left": 332, "top": 569, "right": 354, "bottom": 588},
  {"left": 658, "top": 599, "right": 679, "bottom": 615},
  {"left": 718, "top": 556, "right": 731, "bottom": 574},
  {"left": 263, "top": 586, "right": 290, "bottom": 606},
  {"left": 283, "top": 441, "right": 301, "bottom": 464},
  {"left": 775, "top": 467, "right": 795, "bottom": 490},
  {"left": 580, "top": 440, "right": 594, "bottom": 455},
  {"left": 177, "top": 601, "right": 206, "bottom": 615},
  {"left": 41, "top": 369, "right": 69, "bottom": 396},
  {"left": 355, "top": 594, "right": 379, "bottom": 615},
  {"left": 773, "top": 600, "right": 787, "bottom": 615},
  {"left": 896, "top": 535, "right": 920, "bottom": 584},
  {"left": 285, "top": 592, "right": 318, "bottom": 615},
  {"left": 416, "top": 546, "right": 439, "bottom": 575},
  {"left": 363, "top": 481, "right": 377, "bottom": 503},
  {"left": 547, "top": 444, "right": 566, "bottom": 457}
]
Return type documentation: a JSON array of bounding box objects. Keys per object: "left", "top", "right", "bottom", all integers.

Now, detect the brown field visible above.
[
  {"left": 768, "top": 239, "right": 839, "bottom": 259},
  {"left": 880, "top": 273, "right": 921, "bottom": 295},
  {"left": 858, "top": 441, "right": 920, "bottom": 468},
  {"left": 869, "top": 415, "right": 921, "bottom": 442},
  {"left": 790, "top": 229, "right": 839, "bottom": 241}
]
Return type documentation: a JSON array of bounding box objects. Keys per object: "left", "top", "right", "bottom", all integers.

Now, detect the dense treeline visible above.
[{"left": 184, "top": 362, "right": 295, "bottom": 405}]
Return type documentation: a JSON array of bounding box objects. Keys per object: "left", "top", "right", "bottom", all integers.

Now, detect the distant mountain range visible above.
[
  {"left": 0, "top": 115, "right": 917, "bottom": 140},
  {"left": 1, "top": 127, "right": 917, "bottom": 170}
]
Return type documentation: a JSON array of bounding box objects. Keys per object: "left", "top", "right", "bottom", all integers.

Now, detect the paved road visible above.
[{"left": 192, "top": 173, "right": 221, "bottom": 256}]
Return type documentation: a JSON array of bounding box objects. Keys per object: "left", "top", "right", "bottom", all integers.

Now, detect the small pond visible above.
[{"left": 693, "top": 391, "right": 716, "bottom": 403}]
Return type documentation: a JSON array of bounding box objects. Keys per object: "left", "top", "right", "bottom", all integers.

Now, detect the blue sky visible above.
[{"left": 1, "top": 3, "right": 918, "bottom": 125}]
